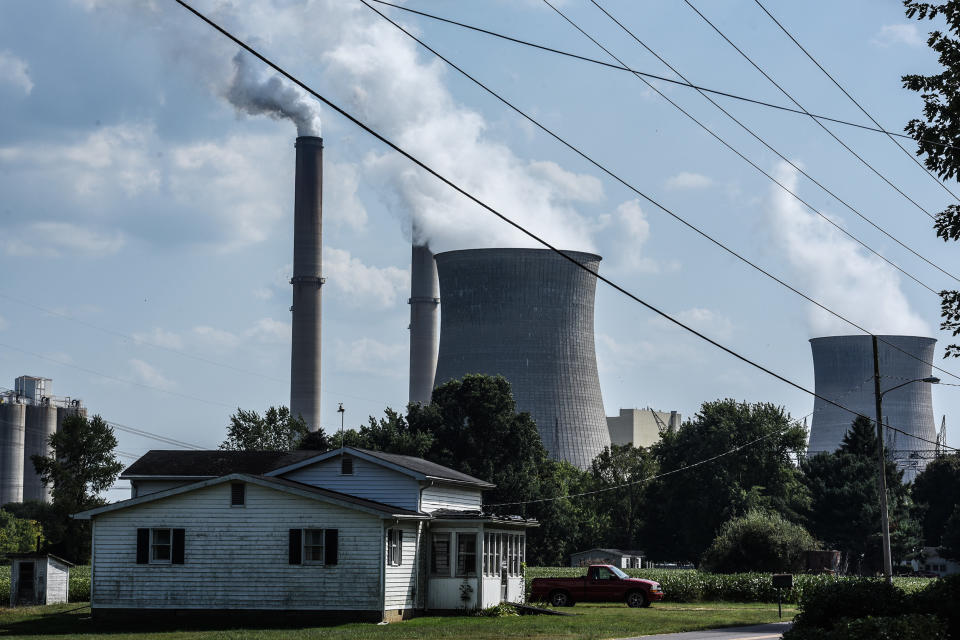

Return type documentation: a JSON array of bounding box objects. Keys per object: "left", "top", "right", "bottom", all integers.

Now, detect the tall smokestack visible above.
[
  {"left": 409, "top": 243, "right": 440, "bottom": 405},
  {"left": 290, "top": 136, "right": 324, "bottom": 432}
]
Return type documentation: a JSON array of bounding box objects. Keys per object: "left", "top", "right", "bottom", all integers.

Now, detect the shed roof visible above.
[
  {"left": 5, "top": 552, "right": 75, "bottom": 566},
  {"left": 571, "top": 548, "right": 645, "bottom": 557}
]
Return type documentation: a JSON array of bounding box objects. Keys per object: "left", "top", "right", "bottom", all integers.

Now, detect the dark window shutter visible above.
[
  {"left": 231, "top": 483, "right": 245, "bottom": 506},
  {"left": 172, "top": 529, "right": 185, "bottom": 564},
  {"left": 136, "top": 528, "right": 149, "bottom": 564},
  {"left": 325, "top": 529, "right": 338, "bottom": 565},
  {"left": 289, "top": 528, "right": 302, "bottom": 565}
]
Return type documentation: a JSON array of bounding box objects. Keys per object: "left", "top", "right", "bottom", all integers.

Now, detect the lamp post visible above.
[
  {"left": 871, "top": 335, "right": 939, "bottom": 584},
  {"left": 337, "top": 403, "right": 345, "bottom": 449}
]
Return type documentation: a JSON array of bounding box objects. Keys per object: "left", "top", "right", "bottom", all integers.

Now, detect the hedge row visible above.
[
  {"left": 0, "top": 565, "right": 90, "bottom": 605},
  {"left": 524, "top": 567, "right": 932, "bottom": 603}
]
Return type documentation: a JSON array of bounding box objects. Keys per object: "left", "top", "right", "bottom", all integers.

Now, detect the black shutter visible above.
[
  {"left": 136, "top": 528, "right": 149, "bottom": 564},
  {"left": 325, "top": 529, "right": 338, "bottom": 565},
  {"left": 172, "top": 529, "right": 185, "bottom": 564},
  {"left": 289, "top": 528, "right": 302, "bottom": 565}
]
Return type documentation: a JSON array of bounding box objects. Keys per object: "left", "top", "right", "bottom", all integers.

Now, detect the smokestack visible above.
[
  {"left": 409, "top": 243, "right": 440, "bottom": 405},
  {"left": 290, "top": 136, "right": 324, "bottom": 432}
]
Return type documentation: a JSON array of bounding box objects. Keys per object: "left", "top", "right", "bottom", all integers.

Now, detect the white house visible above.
[
  {"left": 911, "top": 546, "right": 960, "bottom": 577},
  {"left": 75, "top": 447, "right": 537, "bottom": 621},
  {"left": 570, "top": 548, "right": 645, "bottom": 569}
]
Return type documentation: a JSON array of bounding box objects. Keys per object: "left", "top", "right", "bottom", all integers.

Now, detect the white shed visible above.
[{"left": 7, "top": 553, "right": 73, "bottom": 606}]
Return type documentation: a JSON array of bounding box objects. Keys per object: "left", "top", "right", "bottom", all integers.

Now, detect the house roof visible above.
[
  {"left": 120, "top": 450, "right": 324, "bottom": 479},
  {"left": 429, "top": 509, "right": 539, "bottom": 527},
  {"left": 73, "top": 473, "right": 429, "bottom": 520}
]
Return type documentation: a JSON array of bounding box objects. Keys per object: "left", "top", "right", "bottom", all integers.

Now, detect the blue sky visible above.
[{"left": 1, "top": 0, "right": 957, "bottom": 497}]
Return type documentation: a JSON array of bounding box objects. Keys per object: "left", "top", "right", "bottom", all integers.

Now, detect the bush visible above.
[
  {"left": 784, "top": 614, "right": 947, "bottom": 640},
  {"left": 700, "top": 510, "right": 818, "bottom": 574},
  {"left": 791, "top": 578, "right": 902, "bottom": 631},
  {"left": 912, "top": 574, "right": 960, "bottom": 639}
]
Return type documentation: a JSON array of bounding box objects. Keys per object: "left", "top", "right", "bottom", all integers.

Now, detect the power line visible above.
[
  {"left": 681, "top": 0, "right": 937, "bottom": 222},
  {"left": 366, "top": 0, "right": 960, "bottom": 155},
  {"left": 578, "top": 0, "right": 958, "bottom": 286},
  {"left": 751, "top": 0, "right": 960, "bottom": 205},
  {"left": 172, "top": 0, "right": 958, "bottom": 457}
]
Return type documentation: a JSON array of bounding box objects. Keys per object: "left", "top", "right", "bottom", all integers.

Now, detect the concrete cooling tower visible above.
[
  {"left": 433, "top": 248, "right": 610, "bottom": 469},
  {"left": 809, "top": 335, "right": 937, "bottom": 481}
]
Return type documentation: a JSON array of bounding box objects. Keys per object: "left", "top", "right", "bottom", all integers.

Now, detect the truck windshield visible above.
[{"left": 610, "top": 566, "right": 628, "bottom": 579}]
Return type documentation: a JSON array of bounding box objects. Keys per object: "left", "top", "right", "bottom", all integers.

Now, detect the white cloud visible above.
[
  {"left": 192, "top": 326, "right": 240, "bottom": 350},
  {"left": 325, "top": 160, "right": 368, "bottom": 231},
  {"left": 252, "top": 287, "right": 274, "bottom": 301},
  {"left": 675, "top": 308, "right": 734, "bottom": 341},
  {"left": 873, "top": 24, "right": 925, "bottom": 48},
  {"left": 0, "top": 315, "right": 7, "bottom": 331},
  {"left": 323, "top": 247, "right": 408, "bottom": 309},
  {"left": 610, "top": 199, "right": 661, "bottom": 273},
  {"left": 245, "top": 318, "right": 290, "bottom": 344},
  {"left": 766, "top": 162, "right": 928, "bottom": 336},
  {"left": 2, "top": 222, "right": 125, "bottom": 257},
  {"left": 0, "top": 51, "right": 33, "bottom": 95},
  {"left": 132, "top": 327, "right": 184, "bottom": 350},
  {"left": 333, "top": 337, "right": 406, "bottom": 378},
  {"left": 665, "top": 172, "right": 714, "bottom": 190},
  {"left": 129, "top": 358, "right": 174, "bottom": 390}
]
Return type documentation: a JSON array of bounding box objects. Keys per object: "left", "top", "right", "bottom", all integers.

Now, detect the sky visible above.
[{"left": 1, "top": 0, "right": 958, "bottom": 498}]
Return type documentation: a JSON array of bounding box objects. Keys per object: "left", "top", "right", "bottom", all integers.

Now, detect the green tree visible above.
[
  {"left": 327, "top": 408, "right": 434, "bottom": 457},
  {"left": 700, "top": 509, "right": 819, "bottom": 573},
  {"left": 941, "top": 504, "right": 960, "bottom": 559},
  {"left": 589, "top": 444, "right": 658, "bottom": 550},
  {"left": 0, "top": 509, "right": 44, "bottom": 555},
  {"left": 903, "top": 1, "right": 960, "bottom": 356},
  {"left": 641, "top": 399, "right": 809, "bottom": 563},
  {"left": 220, "top": 406, "right": 310, "bottom": 451},
  {"left": 912, "top": 453, "right": 960, "bottom": 547},
  {"left": 31, "top": 413, "right": 124, "bottom": 562}
]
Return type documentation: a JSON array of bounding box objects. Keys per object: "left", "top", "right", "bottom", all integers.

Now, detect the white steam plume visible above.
[
  {"left": 225, "top": 51, "right": 321, "bottom": 137},
  {"left": 767, "top": 162, "right": 929, "bottom": 336}
]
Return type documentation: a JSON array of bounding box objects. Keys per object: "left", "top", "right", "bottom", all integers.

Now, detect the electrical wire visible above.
[
  {"left": 751, "top": 0, "right": 960, "bottom": 204},
  {"left": 172, "top": 0, "right": 958, "bottom": 457},
  {"left": 578, "top": 0, "right": 958, "bottom": 285},
  {"left": 681, "top": 0, "right": 937, "bottom": 222}
]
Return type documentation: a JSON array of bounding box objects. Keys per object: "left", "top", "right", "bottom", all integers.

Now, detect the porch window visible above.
[
  {"left": 483, "top": 532, "right": 492, "bottom": 575},
  {"left": 387, "top": 528, "right": 403, "bottom": 566},
  {"left": 456, "top": 533, "right": 477, "bottom": 577},
  {"left": 431, "top": 533, "right": 450, "bottom": 575}
]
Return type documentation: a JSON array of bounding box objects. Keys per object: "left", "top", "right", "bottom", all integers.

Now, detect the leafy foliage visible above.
[
  {"left": 220, "top": 406, "right": 310, "bottom": 451},
  {"left": 784, "top": 614, "right": 947, "bottom": 640},
  {"left": 0, "top": 509, "right": 44, "bottom": 555},
  {"left": 912, "top": 453, "right": 960, "bottom": 550},
  {"left": 700, "top": 510, "right": 819, "bottom": 574},
  {"left": 941, "top": 504, "right": 960, "bottom": 560}
]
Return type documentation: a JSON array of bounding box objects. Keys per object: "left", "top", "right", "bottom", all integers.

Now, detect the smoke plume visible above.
[{"left": 225, "top": 51, "right": 321, "bottom": 137}]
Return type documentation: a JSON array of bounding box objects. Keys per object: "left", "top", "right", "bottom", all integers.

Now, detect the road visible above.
[{"left": 622, "top": 622, "right": 792, "bottom": 640}]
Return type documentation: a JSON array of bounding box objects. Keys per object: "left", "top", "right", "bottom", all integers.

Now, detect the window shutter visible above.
[
  {"left": 398, "top": 529, "right": 403, "bottom": 565},
  {"left": 289, "top": 529, "right": 302, "bottom": 565},
  {"left": 325, "top": 529, "right": 338, "bottom": 565},
  {"left": 136, "top": 528, "right": 150, "bottom": 564},
  {"left": 172, "top": 529, "right": 185, "bottom": 564}
]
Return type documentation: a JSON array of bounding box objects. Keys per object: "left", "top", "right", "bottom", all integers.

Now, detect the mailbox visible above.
[{"left": 772, "top": 574, "right": 793, "bottom": 589}]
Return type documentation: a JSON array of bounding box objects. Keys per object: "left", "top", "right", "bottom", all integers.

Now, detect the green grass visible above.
[{"left": 0, "top": 601, "right": 795, "bottom": 639}]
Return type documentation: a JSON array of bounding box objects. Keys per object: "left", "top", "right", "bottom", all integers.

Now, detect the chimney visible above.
[
  {"left": 408, "top": 243, "right": 440, "bottom": 405},
  {"left": 290, "top": 136, "right": 324, "bottom": 432}
]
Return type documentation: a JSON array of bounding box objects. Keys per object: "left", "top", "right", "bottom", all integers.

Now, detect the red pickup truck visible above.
[{"left": 531, "top": 564, "right": 665, "bottom": 608}]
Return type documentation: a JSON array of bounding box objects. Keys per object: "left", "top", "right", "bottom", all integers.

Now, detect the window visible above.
[
  {"left": 151, "top": 528, "right": 171, "bottom": 563},
  {"left": 483, "top": 532, "right": 492, "bottom": 575},
  {"left": 136, "top": 528, "right": 184, "bottom": 565},
  {"left": 341, "top": 456, "right": 353, "bottom": 475},
  {"left": 387, "top": 528, "right": 403, "bottom": 566},
  {"left": 456, "top": 533, "right": 477, "bottom": 577},
  {"left": 231, "top": 483, "right": 245, "bottom": 507},
  {"left": 304, "top": 529, "right": 325, "bottom": 563},
  {"left": 288, "top": 528, "right": 338, "bottom": 565},
  {"left": 431, "top": 533, "right": 450, "bottom": 575}
]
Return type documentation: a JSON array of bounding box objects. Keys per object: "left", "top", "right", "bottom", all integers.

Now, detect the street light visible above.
[
  {"left": 872, "top": 335, "right": 939, "bottom": 584},
  {"left": 337, "top": 403, "right": 345, "bottom": 449}
]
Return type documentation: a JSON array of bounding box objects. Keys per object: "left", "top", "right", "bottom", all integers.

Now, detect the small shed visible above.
[
  {"left": 7, "top": 553, "right": 73, "bottom": 606},
  {"left": 570, "top": 548, "right": 644, "bottom": 569}
]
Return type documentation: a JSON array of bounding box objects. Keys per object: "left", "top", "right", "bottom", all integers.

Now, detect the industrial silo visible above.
[
  {"left": 809, "top": 335, "right": 937, "bottom": 481},
  {"left": 433, "top": 248, "right": 610, "bottom": 469},
  {"left": 22, "top": 403, "right": 57, "bottom": 502},
  {"left": 0, "top": 401, "right": 26, "bottom": 506}
]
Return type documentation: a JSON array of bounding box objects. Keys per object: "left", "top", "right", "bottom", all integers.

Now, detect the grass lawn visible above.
[{"left": 0, "top": 602, "right": 795, "bottom": 639}]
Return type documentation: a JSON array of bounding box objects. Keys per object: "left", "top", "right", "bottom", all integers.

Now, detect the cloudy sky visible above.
[{"left": 1, "top": 0, "right": 957, "bottom": 497}]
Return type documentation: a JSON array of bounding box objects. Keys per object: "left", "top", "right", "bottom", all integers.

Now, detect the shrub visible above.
[
  {"left": 912, "top": 574, "right": 960, "bottom": 639},
  {"left": 791, "top": 578, "right": 903, "bottom": 631},
  {"left": 700, "top": 510, "right": 818, "bottom": 574},
  {"left": 783, "top": 614, "right": 947, "bottom": 640}
]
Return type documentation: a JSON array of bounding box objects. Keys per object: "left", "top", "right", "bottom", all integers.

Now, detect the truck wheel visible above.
[
  {"left": 626, "top": 590, "right": 649, "bottom": 608},
  {"left": 549, "top": 590, "right": 572, "bottom": 607}
]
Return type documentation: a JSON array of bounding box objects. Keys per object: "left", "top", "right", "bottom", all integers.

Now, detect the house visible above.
[
  {"left": 911, "top": 546, "right": 960, "bottom": 577},
  {"left": 570, "top": 548, "right": 645, "bottom": 569},
  {"left": 7, "top": 553, "right": 73, "bottom": 607},
  {"left": 75, "top": 447, "right": 537, "bottom": 621}
]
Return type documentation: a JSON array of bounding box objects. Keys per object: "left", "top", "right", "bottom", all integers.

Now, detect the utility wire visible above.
[
  {"left": 173, "top": 0, "right": 958, "bottom": 455},
  {"left": 681, "top": 0, "right": 937, "bottom": 222},
  {"left": 366, "top": 0, "right": 960, "bottom": 155},
  {"left": 752, "top": 0, "right": 960, "bottom": 204},
  {"left": 578, "top": 0, "right": 958, "bottom": 286}
]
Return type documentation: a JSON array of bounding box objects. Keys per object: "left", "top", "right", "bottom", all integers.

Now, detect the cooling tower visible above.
[
  {"left": 809, "top": 335, "right": 937, "bottom": 480},
  {"left": 289, "top": 136, "right": 324, "bottom": 432},
  {"left": 409, "top": 243, "right": 440, "bottom": 405},
  {"left": 0, "top": 402, "right": 26, "bottom": 506},
  {"left": 433, "top": 248, "right": 610, "bottom": 469},
  {"left": 22, "top": 404, "right": 57, "bottom": 502}
]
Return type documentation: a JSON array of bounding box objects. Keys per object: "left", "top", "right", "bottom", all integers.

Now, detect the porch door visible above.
[{"left": 17, "top": 562, "right": 34, "bottom": 604}]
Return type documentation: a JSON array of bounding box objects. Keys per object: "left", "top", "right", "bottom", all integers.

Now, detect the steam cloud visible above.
[{"left": 225, "top": 52, "right": 321, "bottom": 137}]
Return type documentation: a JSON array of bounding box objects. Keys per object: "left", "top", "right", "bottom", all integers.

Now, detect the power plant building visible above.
[
  {"left": 607, "top": 408, "right": 681, "bottom": 449},
  {"left": 808, "top": 335, "right": 938, "bottom": 481},
  {"left": 433, "top": 248, "right": 610, "bottom": 469},
  {"left": 408, "top": 243, "right": 440, "bottom": 406}
]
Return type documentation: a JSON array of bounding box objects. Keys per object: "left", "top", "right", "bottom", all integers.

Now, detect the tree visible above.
[
  {"left": 0, "top": 509, "right": 44, "bottom": 555},
  {"left": 941, "top": 504, "right": 960, "bottom": 559},
  {"left": 588, "top": 444, "right": 658, "bottom": 551},
  {"left": 903, "top": 1, "right": 960, "bottom": 356},
  {"left": 912, "top": 453, "right": 960, "bottom": 547},
  {"left": 326, "top": 408, "right": 434, "bottom": 457},
  {"left": 640, "top": 399, "right": 809, "bottom": 563},
  {"left": 31, "top": 413, "right": 124, "bottom": 562},
  {"left": 220, "top": 406, "right": 310, "bottom": 451},
  {"left": 700, "top": 509, "right": 819, "bottom": 574}
]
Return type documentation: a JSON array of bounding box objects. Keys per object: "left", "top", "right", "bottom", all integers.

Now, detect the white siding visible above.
[
  {"left": 281, "top": 457, "right": 420, "bottom": 511},
  {"left": 383, "top": 521, "right": 419, "bottom": 609},
  {"left": 427, "top": 577, "right": 478, "bottom": 610},
  {"left": 91, "top": 482, "right": 384, "bottom": 611},
  {"left": 45, "top": 559, "right": 69, "bottom": 604},
  {"left": 419, "top": 484, "right": 482, "bottom": 513},
  {"left": 131, "top": 479, "right": 197, "bottom": 498}
]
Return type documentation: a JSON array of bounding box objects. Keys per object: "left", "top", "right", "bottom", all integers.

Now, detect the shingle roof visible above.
[
  {"left": 121, "top": 450, "right": 323, "bottom": 478},
  {"left": 252, "top": 475, "right": 424, "bottom": 517},
  {"left": 352, "top": 448, "right": 495, "bottom": 488}
]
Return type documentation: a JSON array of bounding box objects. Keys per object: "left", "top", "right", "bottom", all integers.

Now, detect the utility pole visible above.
[{"left": 871, "top": 336, "right": 893, "bottom": 585}]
